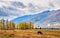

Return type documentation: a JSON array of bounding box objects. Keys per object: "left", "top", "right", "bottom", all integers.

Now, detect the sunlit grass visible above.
[{"left": 0, "top": 30, "right": 60, "bottom": 38}]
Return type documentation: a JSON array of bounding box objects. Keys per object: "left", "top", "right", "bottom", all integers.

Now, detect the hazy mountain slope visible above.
[
  {"left": 41, "top": 10, "right": 60, "bottom": 28},
  {"left": 13, "top": 10, "right": 51, "bottom": 23}
]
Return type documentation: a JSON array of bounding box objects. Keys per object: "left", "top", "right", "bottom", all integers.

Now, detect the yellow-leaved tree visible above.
[
  {"left": 9, "top": 21, "right": 15, "bottom": 30},
  {"left": 17, "top": 22, "right": 25, "bottom": 30}
]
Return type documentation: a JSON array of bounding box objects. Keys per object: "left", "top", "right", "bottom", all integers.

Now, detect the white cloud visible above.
[
  {"left": 0, "top": 16, "right": 18, "bottom": 21},
  {"left": 0, "top": 0, "right": 60, "bottom": 20}
]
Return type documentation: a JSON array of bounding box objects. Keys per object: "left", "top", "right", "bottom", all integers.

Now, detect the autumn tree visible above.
[
  {"left": 17, "top": 22, "right": 25, "bottom": 30},
  {"left": 25, "top": 22, "right": 29, "bottom": 29},
  {"left": 30, "top": 22, "right": 34, "bottom": 29},
  {"left": 17, "top": 22, "right": 34, "bottom": 30},
  {"left": 9, "top": 21, "right": 15, "bottom": 30},
  {"left": 0, "top": 19, "right": 3, "bottom": 30},
  {"left": 1, "top": 19, "right": 5, "bottom": 30},
  {"left": 6, "top": 19, "right": 9, "bottom": 30}
]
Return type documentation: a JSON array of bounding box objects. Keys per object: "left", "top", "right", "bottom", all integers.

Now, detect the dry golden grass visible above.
[{"left": 0, "top": 30, "right": 60, "bottom": 38}]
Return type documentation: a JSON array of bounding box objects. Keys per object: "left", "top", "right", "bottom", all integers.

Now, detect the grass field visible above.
[{"left": 0, "top": 30, "right": 60, "bottom": 38}]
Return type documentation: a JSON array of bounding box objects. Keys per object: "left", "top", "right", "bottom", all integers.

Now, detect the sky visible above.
[{"left": 0, "top": 0, "right": 60, "bottom": 20}]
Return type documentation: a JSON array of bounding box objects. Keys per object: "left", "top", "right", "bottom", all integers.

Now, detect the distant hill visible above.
[
  {"left": 41, "top": 10, "right": 60, "bottom": 28},
  {"left": 13, "top": 9, "right": 60, "bottom": 28},
  {"left": 12, "top": 10, "right": 51, "bottom": 23}
]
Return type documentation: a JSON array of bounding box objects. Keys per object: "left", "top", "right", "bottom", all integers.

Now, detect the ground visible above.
[{"left": 0, "top": 30, "right": 60, "bottom": 38}]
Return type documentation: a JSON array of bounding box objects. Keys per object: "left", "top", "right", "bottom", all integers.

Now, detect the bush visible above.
[{"left": 37, "top": 31, "right": 43, "bottom": 35}]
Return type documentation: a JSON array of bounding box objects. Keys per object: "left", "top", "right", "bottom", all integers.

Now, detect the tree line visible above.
[{"left": 0, "top": 19, "right": 34, "bottom": 30}]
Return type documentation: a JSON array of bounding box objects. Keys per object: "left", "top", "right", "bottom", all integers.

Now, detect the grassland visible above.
[{"left": 0, "top": 30, "right": 60, "bottom": 38}]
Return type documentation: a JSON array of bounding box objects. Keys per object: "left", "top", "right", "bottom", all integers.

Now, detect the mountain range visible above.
[
  {"left": 12, "top": 9, "right": 60, "bottom": 28},
  {"left": 12, "top": 10, "right": 51, "bottom": 23}
]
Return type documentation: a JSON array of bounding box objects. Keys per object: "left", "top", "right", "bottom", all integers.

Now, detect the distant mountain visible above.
[
  {"left": 12, "top": 9, "right": 60, "bottom": 28},
  {"left": 12, "top": 10, "right": 51, "bottom": 24},
  {"left": 41, "top": 10, "right": 60, "bottom": 28}
]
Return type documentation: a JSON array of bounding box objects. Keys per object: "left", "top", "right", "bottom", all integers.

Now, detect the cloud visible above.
[
  {"left": 12, "top": 1, "right": 26, "bottom": 8},
  {"left": 0, "top": 16, "right": 18, "bottom": 21},
  {"left": 0, "top": 0, "right": 60, "bottom": 20},
  {"left": 0, "top": 8, "right": 8, "bottom": 16}
]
